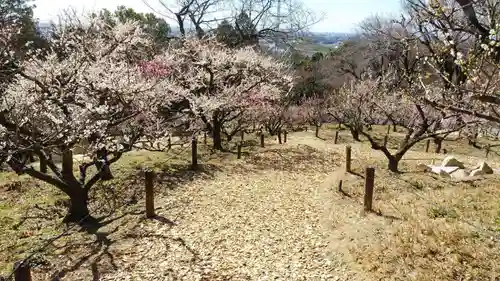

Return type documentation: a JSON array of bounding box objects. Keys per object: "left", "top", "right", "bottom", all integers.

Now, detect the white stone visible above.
[
  {"left": 469, "top": 169, "right": 485, "bottom": 177},
  {"left": 471, "top": 161, "right": 493, "bottom": 174},
  {"left": 441, "top": 156, "right": 465, "bottom": 169},
  {"left": 450, "top": 169, "right": 469, "bottom": 179}
]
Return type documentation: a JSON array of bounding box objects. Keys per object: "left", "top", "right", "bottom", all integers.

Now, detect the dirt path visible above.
[{"left": 94, "top": 135, "right": 363, "bottom": 280}]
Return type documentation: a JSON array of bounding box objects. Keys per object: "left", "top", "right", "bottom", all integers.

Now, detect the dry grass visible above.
[{"left": 0, "top": 126, "right": 499, "bottom": 280}]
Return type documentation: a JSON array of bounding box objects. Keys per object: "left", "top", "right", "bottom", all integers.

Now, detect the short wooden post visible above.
[
  {"left": 425, "top": 139, "right": 430, "bottom": 153},
  {"left": 144, "top": 170, "right": 155, "bottom": 218},
  {"left": 345, "top": 145, "right": 352, "bottom": 173},
  {"left": 39, "top": 157, "right": 47, "bottom": 173},
  {"left": 237, "top": 142, "right": 242, "bottom": 159},
  {"left": 167, "top": 136, "right": 172, "bottom": 150},
  {"left": 486, "top": 144, "right": 491, "bottom": 158},
  {"left": 386, "top": 125, "right": 390, "bottom": 135},
  {"left": 260, "top": 133, "right": 265, "bottom": 148},
  {"left": 284, "top": 130, "right": 287, "bottom": 143},
  {"left": 364, "top": 167, "right": 375, "bottom": 212},
  {"left": 241, "top": 130, "right": 244, "bottom": 141},
  {"left": 191, "top": 137, "right": 198, "bottom": 170},
  {"left": 334, "top": 131, "right": 339, "bottom": 144},
  {"left": 338, "top": 180, "right": 343, "bottom": 193},
  {"left": 278, "top": 130, "right": 282, "bottom": 144},
  {"left": 203, "top": 131, "right": 207, "bottom": 145},
  {"left": 14, "top": 260, "right": 31, "bottom": 281},
  {"left": 383, "top": 135, "right": 388, "bottom": 147}
]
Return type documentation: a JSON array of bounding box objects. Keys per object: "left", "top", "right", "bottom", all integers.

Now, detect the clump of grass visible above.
[{"left": 428, "top": 205, "right": 459, "bottom": 219}]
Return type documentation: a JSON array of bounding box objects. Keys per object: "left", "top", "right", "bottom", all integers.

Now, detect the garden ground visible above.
[{"left": 1, "top": 126, "right": 500, "bottom": 280}]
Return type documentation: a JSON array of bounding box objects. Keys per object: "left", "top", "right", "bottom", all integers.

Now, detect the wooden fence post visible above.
[
  {"left": 486, "top": 144, "right": 491, "bottom": 158},
  {"left": 345, "top": 145, "right": 352, "bottom": 173},
  {"left": 364, "top": 167, "right": 375, "bottom": 212},
  {"left": 191, "top": 137, "right": 198, "bottom": 170},
  {"left": 383, "top": 135, "right": 388, "bottom": 147},
  {"left": 334, "top": 131, "right": 339, "bottom": 144},
  {"left": 260, "top": 133, "right": 265, "bottom": 148},
  {"left": 237, "top": 142, "right": 242, "bottom": 159},
  {"left": 278, "top": 130, "right": 282, "bottom": 144},
  {"left": 145, "top": 170, "right": 155, "bottom": 218},
  {"left": 425, "top": 139, "right": 430, "bottom": 153},
  {"left": 284, "top": 130, "right": 287, "bottom": 143},
  {"left": 13, "top": 260, "right": 31, "bottom": 281}
]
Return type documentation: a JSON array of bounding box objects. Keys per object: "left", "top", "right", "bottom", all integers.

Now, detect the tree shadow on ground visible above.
[
  {"left": 46, "top": 204, "right": 191, "bottom": 280},
  {"left": 241, "top": 145, "right": 341, "bottom": 173}
]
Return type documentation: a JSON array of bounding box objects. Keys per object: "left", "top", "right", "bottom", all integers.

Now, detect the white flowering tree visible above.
[
  {"left": 142, "top": 37, "right": 294, "bottom": 150},
  {"left": 0, "top": 17, "right": 163, "bottom": 223},
  {"left": 301, "top": 96, "right": 331, "bottom": 138},
  {"left": 403, "top": 0, "right": 500, "bottom": 124},
  {"left": 329, "top": 78, "right": 468, "bottom": 172}
]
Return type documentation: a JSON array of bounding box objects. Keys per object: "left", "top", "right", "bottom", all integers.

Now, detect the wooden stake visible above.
[
  {"left": 383, "top": 135, "right": 388, "bottom": 147},
  {"left": 334, "top": 131, "right": 339, "bottom": 144},
  {"left": 167, "top": 136, "right": 171, "bottom": 150},
  {"left": 191, "top": 137, "right": 198, "bottom": 170},
  {"left": 14, "top": 260, "right": 31, "bottom": 281},
  {"left": 364, "top": 167, "right": 375, "bottom": 212},
  {"left": 345, "top": 145, "right": 352, "bottom": 173},
  {"left": 237, "top": 142, "right": 242, "bottom": 159},
  {"left": 145, "top": 170, "right": 155, "bottom": 218},
  {"left": 425, "top": 139, "right": 430, "bottom": 153},
  {"left": 278, "top": 130, "right": 282, "bottom": 144},
  {"left": 284, "top": 130, "right": 287, "bottom": 143},
  {"left": 386, "top": 125, "right": 390, "bottom": 135},
  {"left": 260, "top": 133, "right": 265, "bottom": 147}
]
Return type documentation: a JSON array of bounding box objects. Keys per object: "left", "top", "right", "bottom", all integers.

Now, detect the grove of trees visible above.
[{"left": 0, "top": 0, "right": 498, "bottom": 223}]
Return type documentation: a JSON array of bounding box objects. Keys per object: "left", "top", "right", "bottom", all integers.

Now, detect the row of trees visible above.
[
  {"left": 1, "top": 0, "right": 498, "bottom": 224},
  {"left": 0, "top": 0, "right": 310, "bottom": 224}
]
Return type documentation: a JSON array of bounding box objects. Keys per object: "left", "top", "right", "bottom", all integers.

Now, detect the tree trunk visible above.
[
  {"left": 212, "top": 118, "right": 223, "bottom": 150},
  {"left": 387, "top": 155, "right": 401, "bottom": 173},
  {"left": 434, "top": 138, "right": 443, "bottom": 153},
  {"left": 349, "top": 128, "right": 361, "bottom": 142},
  {"left": 64, "top": 188, "right": 92, "bottom": 224}
]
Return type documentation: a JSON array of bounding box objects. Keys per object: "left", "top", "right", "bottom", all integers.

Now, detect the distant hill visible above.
[{"left": 37, "top": 21, "right": 352, "bottom": 56}]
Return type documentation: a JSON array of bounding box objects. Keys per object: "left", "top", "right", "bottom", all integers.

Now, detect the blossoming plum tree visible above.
[
  {"left": 0, "top": 17, "right": 164, "bottom": 223},
  {"left": 328, "top": 78, "right": 469, "bottom": 172},
  {"left": 142, "top": 37, "right": 295, "bottom": 150}
]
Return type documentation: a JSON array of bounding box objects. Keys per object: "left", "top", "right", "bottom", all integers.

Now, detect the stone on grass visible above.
[
  {"left": 471, "top": 161, "right": 493, "bottom": 175},
  {"left": 441, "top": 156, "right": 465, "bottom": 169},
  {"left": 438, "top": 169, "right": 451, "bottom": 178},
  {"left": 450, "top": 169, "right": 469, "bottom": 180},
  {"left": 470, "top": 169, "right": 485, "bottom": 177}
]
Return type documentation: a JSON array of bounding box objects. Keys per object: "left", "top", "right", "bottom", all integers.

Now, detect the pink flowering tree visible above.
[
  {"left": 143, "top": 38, "right": 294, "bottom": 150},
  {"left": 0, "top": 17, "right": 163, "bottom": 224},
  {"left": 329, "top": 78, "right": 470, "bottom": 172}
]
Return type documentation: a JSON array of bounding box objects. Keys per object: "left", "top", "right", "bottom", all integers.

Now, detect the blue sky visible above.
[{"left": 33, "top": 0, "right": 403, "bottom": 33}]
